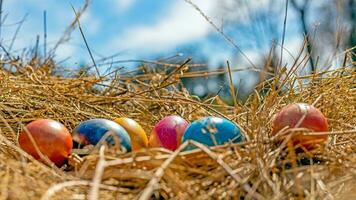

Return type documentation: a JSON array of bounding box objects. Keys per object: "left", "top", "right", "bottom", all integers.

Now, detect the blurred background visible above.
[{"left": 1, "top": 0, "right": 355, "bottom": 100}]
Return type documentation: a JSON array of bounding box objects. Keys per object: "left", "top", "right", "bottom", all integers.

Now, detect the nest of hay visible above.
[{"left": 0, "top": 58, "right": 355, "bottom": 200}]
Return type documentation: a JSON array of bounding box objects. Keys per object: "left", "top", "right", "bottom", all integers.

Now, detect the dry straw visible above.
[{"left": 0, "top": 52, "right": 355, "bottom": 200}]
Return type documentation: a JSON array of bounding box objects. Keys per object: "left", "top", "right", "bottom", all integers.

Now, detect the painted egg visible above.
[
  {"left": 73, "top": 118, "right": 131, "bottom": 152},
  {"left": 18, "top": 119, "right": 73, "bottom": 166},
  {"left": 182, "top": 117, "right": 244, "bottom": 150},
  {"left": 114, "top": 117, "right": 148, "bottom": 151},
  {"left": 272, "top": 103, "right": 328, "bottom": 150},
  {"left": 149, "top": 115, "right": 189, "bottom": 151}
]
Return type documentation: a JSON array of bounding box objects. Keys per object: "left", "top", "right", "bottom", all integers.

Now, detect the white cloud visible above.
[
  {"left": 116, "top": 0, "right": 136, "bottom": 12},
  {"left": 81, "top": 10, "right": 101, "bottom": 35},
  {"left": 55, "top": 43, "right": 77, "bottom": 60},
  {"left": 112, "top": 0, "right": 220, "bottom": 54},
  {"left": 281, "top": 35, "right": 305, "bottom": 65},
  {"left": 219, "top": 0, "right": 272, "bottom": 22}
]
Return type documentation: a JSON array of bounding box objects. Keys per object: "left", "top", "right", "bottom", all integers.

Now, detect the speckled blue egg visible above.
[
  {"left": 73, "top": 118, "right": 131, "bottom": 152},
  {"left": 182, "top": 117, "right": 244, "bottom": 149}
]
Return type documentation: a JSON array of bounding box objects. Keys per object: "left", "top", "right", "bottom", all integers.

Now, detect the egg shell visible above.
[
  {"left": 182, "top": 117, "right": 244, "bottom": 150},
  {"left": 149, "top": 115, "right": 189, "bottom": 151},
  {"left": 18, "top": 119, "right": 73, "bottom": 166},
  {"left": 73, "top": 118, "right": 132, "bottom": 152},
  {"left": 272, "top": 103, "right": 328, "bottom": 150},
  {"left": 114, "top": 117, "right": 148, "bottom": 151}
]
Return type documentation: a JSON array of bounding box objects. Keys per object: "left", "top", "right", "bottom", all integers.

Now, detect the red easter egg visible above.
[
  {"left": 149, "top": 115, "right": 189, "bottom": 151},
  {"left": 272, "top": 103, "right": 328, "bottom": 150},
  {"left": 18, "top": 119, "right": 73, "bottom": 166}
]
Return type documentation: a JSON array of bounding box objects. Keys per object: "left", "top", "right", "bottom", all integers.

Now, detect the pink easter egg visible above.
[{"left": 149, "top": 115, "right": 189, "bottom": 151}]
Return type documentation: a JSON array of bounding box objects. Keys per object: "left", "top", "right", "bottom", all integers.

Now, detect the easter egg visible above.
[
  {"left": 149, "top": 115, "right": 189, "bottom": 151},
  {"left": 272, "top": 103, "right": 328, "bottom": 150},
  {"left": 114, "top": 117, "right": 148, "bottom": 151},
  {"left": 73, "top": 119, "right": 131, "bottom": 152},
  {"left": 18, "top": 119, "right": 73, "bottom": 166},
  {"left": 182, "top": 117, "right": 244, "bottom": 149}
]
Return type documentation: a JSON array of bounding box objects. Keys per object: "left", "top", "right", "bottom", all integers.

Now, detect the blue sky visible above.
[
  {"left": 2, "top": 0, "right": 308, "bottom": 68},
  {"left": 3, "top": 0, "right": 342, "bottom": 96},
  {"left": 2, "top": 0, "right": 316, "bottom": 96}
]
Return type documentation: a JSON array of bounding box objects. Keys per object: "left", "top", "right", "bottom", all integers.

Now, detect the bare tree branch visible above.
[{"left": 291, "top": 0, "right": 315, "bottom": 72}]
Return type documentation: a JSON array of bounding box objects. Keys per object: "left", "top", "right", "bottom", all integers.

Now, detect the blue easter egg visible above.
[
  {"left": 73, "top": 118, "right": 132, "bottom": 152},
  {"left": 182, "top": 117, "right": 244, "bottom": 149}
]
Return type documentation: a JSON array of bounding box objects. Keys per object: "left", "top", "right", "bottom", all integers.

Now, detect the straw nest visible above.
[{"left": 0, "top": 58, "right": 355, "bottom": 200}]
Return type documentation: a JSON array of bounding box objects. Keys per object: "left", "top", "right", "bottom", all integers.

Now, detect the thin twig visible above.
[
  {"left": 34, "top": 35, "right": 39, "bottom": 58},
  {"left": 0, "top": 0, "right": 3, "bottom": 40},
  {"left": 189, "top": 140, "right": 266, "bottom": 200},
  {"left": 50, "top": 0, "right": 90, "bottom": 57},
  {"left": 279, "top": 0, "right": 289, "bottom": 68},
  {"left": 184, "top": 0, "right": 257, "bottom": 70},
  {"left": 227, "top": 60, "right": 238, "bottom": 109},
  {"left": 160, "top": 57, "right": 192, "bottom": 85},
  {"left": 138, "top": 141, "right": 189, "bottom": 200},
  {"left": 43, "top": 10, "right": 47, "bottom": 61},
  {"left": 41, "top": 180, "right": 118, "bottom": 200},
  {"left": 290, "top": 0, "right": 315, "bottom": 72},
  {"left": 71, "top": 5, "right": 100, "bottom": 77},
  {"left": 9, "top": 13, "right": 28, "bottom": 53},
  {"left": 88, "top": 145, "right": 106, "bottom": 200}
]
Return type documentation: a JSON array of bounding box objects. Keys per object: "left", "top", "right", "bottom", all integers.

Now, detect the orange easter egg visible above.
[{"left": 18, "top": 119, "right": 73, "bottom": 166}]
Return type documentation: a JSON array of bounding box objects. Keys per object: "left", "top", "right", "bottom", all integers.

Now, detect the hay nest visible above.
[{"left": 0, "top": 58, "right": 355, "bottom": 200}]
